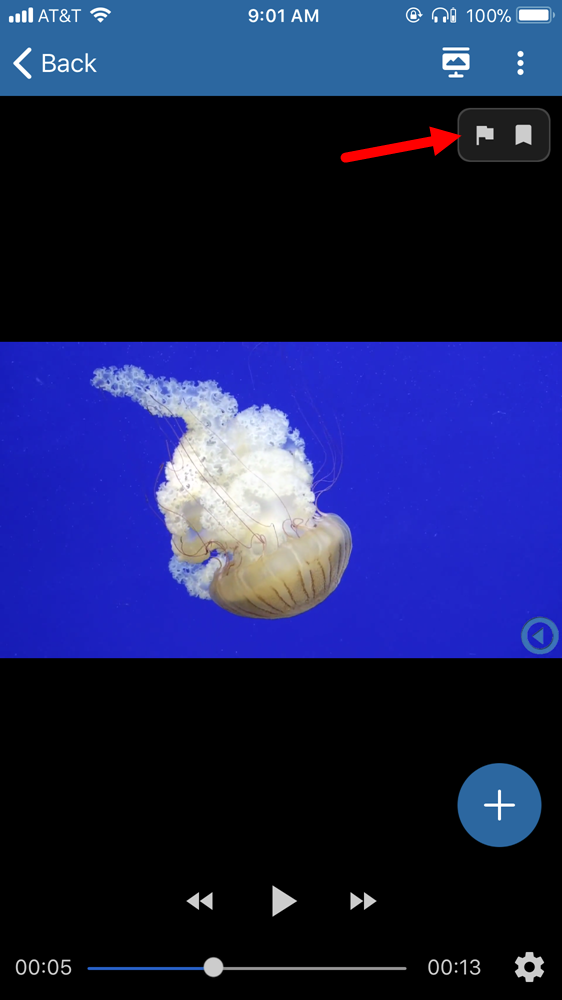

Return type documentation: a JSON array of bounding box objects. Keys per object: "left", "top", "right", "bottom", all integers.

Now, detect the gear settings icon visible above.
[{"left": 515, "top": 952, "right": 544, "bottom": 982}]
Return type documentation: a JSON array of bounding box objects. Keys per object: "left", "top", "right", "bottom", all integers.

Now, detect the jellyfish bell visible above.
[
  {"left": 209, "top": 512, "right": 351, "bottom": 619},
  {"left": 91, "top": 364, "right": 351, "bottom": 619}
]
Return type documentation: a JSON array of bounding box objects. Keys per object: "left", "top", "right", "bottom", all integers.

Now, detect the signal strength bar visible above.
[{"left": 9, "top": 7, "right": 33, "bottom": 21}]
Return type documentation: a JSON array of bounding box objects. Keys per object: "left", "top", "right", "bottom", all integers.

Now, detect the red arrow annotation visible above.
[{"left": 341, "top": 127, "right": 461, "bottom": 163}]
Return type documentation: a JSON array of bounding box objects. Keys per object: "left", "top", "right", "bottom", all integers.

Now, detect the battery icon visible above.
[{"left": 516, "top": 6, "right": 553, "bottom": 21}]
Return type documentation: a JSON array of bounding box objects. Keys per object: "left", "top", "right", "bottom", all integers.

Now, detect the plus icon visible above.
[
  {"left": 459, "top": 764, "right": 540, "bottom": 846},
  {"left": 484, "top": 789, "right": 515, "bottom": 820}
]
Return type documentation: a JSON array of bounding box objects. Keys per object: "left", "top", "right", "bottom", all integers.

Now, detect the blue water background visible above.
[{"left": 1, "top": 341, "right": 559, "bottom": 659}]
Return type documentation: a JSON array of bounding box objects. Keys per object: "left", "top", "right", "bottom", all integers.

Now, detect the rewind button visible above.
[{"left": 187, "top": 892, "right": 213, "bottom": 910}]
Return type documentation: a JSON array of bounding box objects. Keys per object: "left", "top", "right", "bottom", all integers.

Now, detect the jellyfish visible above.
[{"left": 91, "top": 365, "right": 351, "bottom": 619}]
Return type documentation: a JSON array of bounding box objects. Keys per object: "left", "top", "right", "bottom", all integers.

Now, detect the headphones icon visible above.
[{"left": 432, "top": 7, "right": 450, "bottom": 20}]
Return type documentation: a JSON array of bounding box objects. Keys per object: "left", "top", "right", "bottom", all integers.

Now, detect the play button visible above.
[{"left": 272, "top": 886, "right": 297, "bottom": 917}]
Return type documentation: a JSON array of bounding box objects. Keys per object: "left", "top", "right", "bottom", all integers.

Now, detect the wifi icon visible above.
[{"left": 90, "top": 6, "right": 111, "bottom": 21}]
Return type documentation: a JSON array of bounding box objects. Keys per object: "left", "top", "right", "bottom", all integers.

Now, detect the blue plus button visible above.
[{"left": 458, "top": 763, "right": 541, "bottom": 847}]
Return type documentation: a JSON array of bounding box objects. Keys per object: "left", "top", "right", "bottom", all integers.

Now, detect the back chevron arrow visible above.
[{"left": 14, "top": 48, "right": 32, "bottom": 79}]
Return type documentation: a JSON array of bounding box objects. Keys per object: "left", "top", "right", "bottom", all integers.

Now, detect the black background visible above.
[
  {"left": 6, "top": 94, "right": 556, "bottom": 186},
  {"left": 11, "top": 676, "right": 550, "bottom": 995},
  {"left": 4, "top": 92, "right": 556, "bottom": 292}
]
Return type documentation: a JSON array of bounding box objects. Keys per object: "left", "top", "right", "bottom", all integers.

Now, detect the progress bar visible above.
[{"left": 89, "top": 960, "right": 407, "bottom": 977}]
